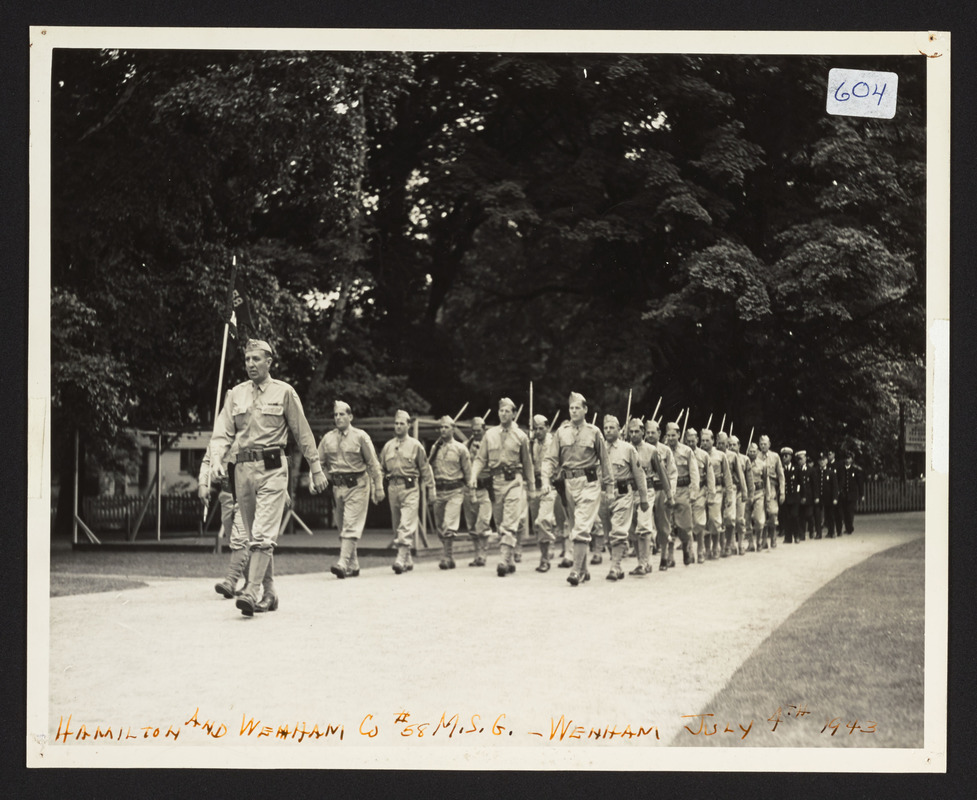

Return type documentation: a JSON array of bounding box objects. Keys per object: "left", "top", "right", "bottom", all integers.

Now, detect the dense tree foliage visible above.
[{"left": 50, "top": 49, "right": 926, "bottom": 523}]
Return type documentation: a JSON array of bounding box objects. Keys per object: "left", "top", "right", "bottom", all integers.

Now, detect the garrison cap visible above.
[
  {"left": 796, "top": 450, "right": 807, "bottom": 458},
  {"left": 627, "top": 418, "right": 644, "bottom": 430},
  {"left": 780, "top": 446, "right": 794, "bottom": 456},
  {"left": 533, "top": 414, "right": 548, "bottom": 426},
  {"left": 334, "top": 400, "right": 352, "bottom": 415},
  {"left": 393, "top": 409, "right": 411, "bottom": 423},
  {"left": 603, "top": 414, "right": 620, "bottom": 427},
  {"left": 665, "top": 421, "right": 680, "bottom": 434},
  {"left": 728, "top": 434, "right": 740, "bottom": 445},
  {"left": 568, "top": 391, "right": 586, "bottom": 406},
  {"left": 498, "top": 397, "right": 516, "bottom": 411},
  {"left": 686, "top": 427, "right": 698, "bottom": 436},
  {"left": 245, "top": 338, "right": 273, "bottom": 356},
  {"left": 472, "top": 416, "right": 485, "bottom": 426},
  {"left": 437, "top": 415, "right": 454, "bottom": 426},
  {"left": 700, "top": 428, "right": 714, "bottom": 438}
]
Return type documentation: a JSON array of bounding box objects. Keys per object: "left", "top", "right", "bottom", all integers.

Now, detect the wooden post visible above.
[
  {"left": 156, "top": 431, "right": 163, "bottom": 541},
  {"left": 73, "top": 430, "right": 100, "bottom": 544}
]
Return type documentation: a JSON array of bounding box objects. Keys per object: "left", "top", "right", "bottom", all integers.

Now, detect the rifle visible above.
[{"left": 624, "top": 387, "right": 633, "bottom": 432}]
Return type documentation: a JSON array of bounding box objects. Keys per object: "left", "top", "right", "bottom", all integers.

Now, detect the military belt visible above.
[
  {"left": 491, "top": 467, "right": 518, "bottom": 481},
  {"left": 388, "top": 475, "right": 417, "bottom": 488},
  {"left": 676, "top": 475, "right": 691, "bottom": 487},
  {"left": 331, "top": 472, "right": 364, "bottom": 488},
  {"left": 564, "top": 467, "right": 598, "bottom": 481},
  {"left": 235, "top": 445, "right": 284, "bottom": 463},
  {"left": 435, "top": 479, "right": 465, "bottom": 491}
]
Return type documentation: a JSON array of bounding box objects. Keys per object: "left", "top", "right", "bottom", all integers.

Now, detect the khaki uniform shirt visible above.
[
  {"left": 209, "top": 378, "right": 322, "bottom": 475},
  {"left": 540, "top": 421, "right": 612, "bottom": 488},
  {"left": 379, "top": 435, "right": 435, "bottom": 489},
  {"left": 429, "top": 438, "right": 472, "bottom": 484},
  {"left": 318, "top": 426, "right": 383, "bottom": 485},
  {"left": 472, "top": 424, "right": 534, "bottom": 486},
  {"left": 606, "top": 439, "right": 649, "bottom": 504}
]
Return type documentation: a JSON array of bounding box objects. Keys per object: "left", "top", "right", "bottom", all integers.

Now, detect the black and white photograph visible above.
[{"left": 27, "top": 27, "right": 949, "bottom": 771}]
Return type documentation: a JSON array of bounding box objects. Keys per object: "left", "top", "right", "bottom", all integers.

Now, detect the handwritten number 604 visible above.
[{"left": 833, "top": 81, "right": 887, "bottom": 106}]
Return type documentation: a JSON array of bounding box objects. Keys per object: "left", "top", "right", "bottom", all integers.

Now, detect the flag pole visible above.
[{"left": 214, "top": 255, "right": 236, "bottom": 425}]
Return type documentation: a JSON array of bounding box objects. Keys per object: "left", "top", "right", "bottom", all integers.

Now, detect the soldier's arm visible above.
[
  {"left": 459, "top": 443, "right": 472, "bottom": 484},
  {"left": 689, "top": 448, "right": 700, "bottom": 498},
  {"left": 595, "top": 430, "right": 613, "bottom": 489},
  {"left": 415, "top": 441, "right": 436, "bottom": 490},
  {"left": 197, "top": 448, "right": 213, "bottom": 499},
  {"left": 520, "top": 434, "right": 534, "bottom": 487},
  {"left": 705, "top": 455, "right": 716, "bottom": 496},
  {"left": 282, "top": 388, "right": 325, "bottom": 478},
  {"left": 540, "top": 432, "right": 559, "bottom": 487},
  {"left": 362, "top": 433, "right": 384, "bottom": 487},
  {"left": 631, "top": 448, "right": 648, "bottom": 505},
  {"left": 208, "top": 391, "right": 236, "bottom": 479},
  {"left": 470, "top": 436, "right": 488, "bottom": 485},
  {"left": 722, "top": 456, "right": 733, "bottom": 491},
  {"left": 666, "top": 449, "right": 677, "bottom": 495}
]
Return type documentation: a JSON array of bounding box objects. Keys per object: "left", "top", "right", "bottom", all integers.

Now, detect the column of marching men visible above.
[{"left": 203, "top": 341, "right": 866, "bottom": 617}]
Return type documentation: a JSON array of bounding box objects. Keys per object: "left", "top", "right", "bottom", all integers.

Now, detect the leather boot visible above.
[
  {"left": 536, "top": 540, "right": 551, "bottom": 572},
  {"left": 215, "top": 548, "right": 249, "bottom": 599},
  {"left": 393, "top": 545, "right": 410, "bottom": 574},
  {"left": 349, "top": 542, "right": 361, "bottom": 576},
  {"left": 567, "top": 540, "right": 590, "bottom": 586},
  {"left": 445, "top": 537, "right": 456, "bottom": 568},
  {"left": 497, "top": 543, "right": 514, "bottom": 577},
  {"left": 439, "top": 537, "right": 452, "bottom": 570},
  {"left": 331, "top": 538, "right": 354, "bottom": 579},
  {"left": 630, "top": 535, "right": 649, "bottom": 575},
  {"left": 607, "top": 542, "right": 625, "bottom": 581},
  {"left": 590, "top": 534, "right": 604, "bottom": 565},
  {"left": 255, "top": 552, "right": 278, "bottom": 613},
  {"left": 236, "top": 548, "right": 272, "bottom": 617}
]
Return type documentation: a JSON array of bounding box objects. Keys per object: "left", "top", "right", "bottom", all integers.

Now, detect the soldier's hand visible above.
[
  {"left": 373, "top": 488, "right": 386, "bottom": 505},
  {"left": 212, "top": 462, "right": 227, "bottom": 482},
  {"left": 541, "top": 481, "right": 552, "bottom": 495},
  {"left": 284, "top": 492, "right": 293, "bottom": 510},
  {"left": 311, "top": 472, "right": 328, "bottom": 495},
  {"left": 814, "top": 497, "right": 820, "bottom": 504},
  {"left": 197, "top": 483, "right": 210, "bottom": 502},
  {"left": 429, "top": 489, "right": 438, "bottom": 502},
  {"left": 832, "top": 499, "right": 838, "bottom": 506},
  {"left": 639, "top": 500, "right": 650, "bottom": 512}
]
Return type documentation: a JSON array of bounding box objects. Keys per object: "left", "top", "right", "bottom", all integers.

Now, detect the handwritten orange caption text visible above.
[{"left": 681, "top": 705, "right": 878, "bottom": 739}]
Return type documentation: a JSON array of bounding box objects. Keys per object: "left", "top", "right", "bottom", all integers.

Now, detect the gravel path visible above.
[{"left": 39, "top": 513, "right": 924, "bottom": 768}]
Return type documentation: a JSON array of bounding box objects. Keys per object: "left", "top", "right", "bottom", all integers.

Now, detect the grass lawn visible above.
[
  {"left": 674, "top": 536, "right": 925, "bottom": 748},
  {"left": 49, "top": 548, "right": 394, "bottom": 595}
]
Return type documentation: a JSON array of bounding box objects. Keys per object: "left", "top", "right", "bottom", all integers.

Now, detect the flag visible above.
[{"left": 225, "top": 264, "right": 254, "bottom": 339}]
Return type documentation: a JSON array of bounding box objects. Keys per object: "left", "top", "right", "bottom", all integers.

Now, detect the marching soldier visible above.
[
  {"left": 628, "top": 418, "right": 669, "bottom": 575},
  {"left": 379, "top": 410, "right": 436, "bottom": 573},
  {"left": 208, "top": 339, "right": 328, "bottom": 616},
  {"left": 199, "top": 439, "right": 251, "bottom": 600},
  {"left": 780, "top": 446, "right": 801, "bottom": 543},
  {"left": 429, "top": 415, "right": 471, "bottom": 570},
  {"left": 602, "top": 415, "right": 650, "bottom": 581},
  {"left": 814, "top": 452, "right": 839, "bottom": 538},
  {"left": 684, "top": 428, "right": 711, "bottom": 564},
  {"left": 826, "top": 450, "right": 844, "bottom": 536},
  {"left": 701, "top": 428, "right": 732, "bottom": 560},
  {"left": 717, "top": 431, "right": 748, "bottom": 556},
  {"left": 728, "top": 435, "right": 751, "bottom": 554},
  {"left": 795, "top": 450, "right": 815, "bottom": 541},
  {"left": 664, "top": 421, "right": 698, "bottom": 568},
  {"left": 645, "top": 420, "right": 676, "bottom": 569},
  {"left": 757, "top": 435, "right": 785, "bottom": 549},
  {"left": 317, "top": 400, "right": 385, "bottom": 579},
  {"left": 541, "top": 392, "right": 613, "bottom": 586},
  {"left": 470, "top": 397, "right": 535, "bottom": 577},
  {"left": 463, "top": 416, "right": 493, "bottom": 565},
  {"left": 745, "top": 441, "right": 768, "bottom": 550},
  {"left": 837, "top": 451, "right": 865, "bottom": 535},
  {"left": 529, "top": 414, "right": 561, "bottom": 572}
]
